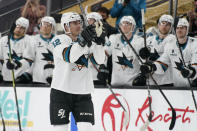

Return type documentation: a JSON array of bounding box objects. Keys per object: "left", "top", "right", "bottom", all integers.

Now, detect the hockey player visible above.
[
  {"left": 86, "top": 12, "right": 107, "bottom": 83},
  {"left": 17, "top": 16, "right": 56, "bottom": 84},
  {"left": 140, "top": 18, "right": 197, "bottom": 87},
  {"left": 136, "top": 14, "right": 175, "bottom": 86},
  {"left": 86, "top": 12, "right": 102, "bottom": 25},
  {"left": 101, "top": 16, "right": 144, "bottom": 86},
  {"left": 49, "top": 12, "right": 105, "bottom": 131},
  {"left": 0, "top": 17, "right": 32, "bottom": 83}
]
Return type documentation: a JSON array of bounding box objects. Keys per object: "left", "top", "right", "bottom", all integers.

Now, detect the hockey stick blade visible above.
[
  {"left": 148, "top": 96, "right": 152, "bottom": 122},
  {"left": 169, "top": 108, "right": 176, "bottom": 130},
  {"left": 151, "top": 76, "right": 176, "bottom": 130}
]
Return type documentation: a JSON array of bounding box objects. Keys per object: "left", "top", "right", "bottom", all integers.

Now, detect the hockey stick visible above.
[
  {"left": 173, "top": 18, "right": 197, "bottom": 111},
  {"left": 141, "top": 8, "right": 153, "bottom": 122},
  {"left": 106, "top": 81, "right": 130, "bottom": 129},
  {"left": 0, "top": 107, "right": 6, "bottom": 131},
  {"left": 77, "top": 0, "right": 88, "bottom": 27},
  {"left": 7, "top": 22, "right": 22, "bottom": 131},
  {"left": 140, "top": 9, "right": 152, "bottom": 131},
  {"left": 90, "top": 59, "right": 129, "bottom": 129},
  {"left": 118, "top": 25, "right": 176, "bottom": 130}
]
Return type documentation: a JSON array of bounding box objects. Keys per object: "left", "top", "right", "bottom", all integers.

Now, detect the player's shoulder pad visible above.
[{"left": 51, "top": 34, "right": 72, "bottom": 48}]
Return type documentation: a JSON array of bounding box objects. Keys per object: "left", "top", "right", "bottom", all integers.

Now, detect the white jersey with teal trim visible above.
[
  {"left": 0, "top": 35, "right": 31, "bottom": 81},
  {"left": 105, "top": 34, "right": 144, "bottom": 86},
  {"left": 23, "top": 34, "right": 55, "bottom": 83},
  {"left": 154, "top": 37, "right": 197, "bottom": 87},
  {"left": 51, "top": 34, "right": 105, "bottom": 94},
  {"left": 146, "top": 34, "right": 175, "bottom": 85}
]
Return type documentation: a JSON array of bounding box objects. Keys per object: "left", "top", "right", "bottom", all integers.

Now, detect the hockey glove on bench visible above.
[
  {"left": 6, "top": 59, "right": 22, "bottom": 70},
  {"left": 97, "top": 64, "right": 109, "bottom": 82},
  {"left": 132, "top": 73, "right": 147, "bottom": 86},
  {"left": 16, "top": 72, "right": 32, "bottom": 84},
  {"left": 139, "top": 47, "right": 150, "bottom": 60},
  {"left": 180, "top": 66, "right": 196, "bottom": 78},
  {"left": 140, "top": 61, "right": 157, "bottom": 75}
]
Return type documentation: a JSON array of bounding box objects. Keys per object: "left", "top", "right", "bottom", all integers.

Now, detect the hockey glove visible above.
[
  {"left": 149, "top": 50, "right": 160, "bottom": 61},
  {"left": 44, "top": 63, "right": 54, "bottom": 84},
  {"left": 140, "top": 61, "right": 157, "bottom": 75},
  {"left": 81, "top": 25, "right": 96, "bottom": 47},
  {"left": 180, "top": 66, "right": 196, "bottom": 78},
  {"left": 97, "top": 64, "right": 109, "bottom": 82},
  {"left": 16, "top": 72, "right": 32, "bottom": 84},
  {"left": 132, "top": 73, "right": 147, "bottom": 86},
  {"left": 139, "top": 47, "right": 150, "bottom": 59},
  {"left": 192, "top": 78, "right": 197, "bottom": 87},
  {"left": 46, "top": 77, "right": 52, "bottom": 84},
  {"left": 6, "top": 59, "right": 22, "bottom": 70},
  {"left": 0, "top": 72, "right": 3, "bottom": 83},
  {"left": 94, "top": 21, "right": 107, "bottom": 46}
]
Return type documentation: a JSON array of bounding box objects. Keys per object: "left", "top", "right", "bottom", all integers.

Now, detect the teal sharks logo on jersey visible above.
[
  {"left": 7, "top": 50, "right": 22, "bottom": 60},
  {"left": 75, "top": 55, "right": 88, "bottom": 70},
  {"left": 42, "top": 49, "right": 53, "bottom": 62},
  {"left": 116, "top": 53, "right": 133, "bottom": 70}
]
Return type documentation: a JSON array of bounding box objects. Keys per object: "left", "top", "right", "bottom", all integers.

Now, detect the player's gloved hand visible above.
[
  {"left": 81, "top": 25, "right": 96, "bottom": 47},
  {"left": 192, "top": 77, "right": 197, "bottom": 87},
  {"left": 149, "top": 50, "right": 160, "bottom": 61},
  {"left": 43, "top": 63, "right": 54, "bottom": 84},
  {"left": 132, "top": 73, "right": 147, "bottom": 86},
  {"left": 16, "top": 72, "right": 32, "bottom": 84},
  {"left": 94, "top": 21, "right": 107, "bottom": 46},
  {"left": 140, "top": 61, "right": 157, "bottom": 75},
  {"left": 97, "top": 64, "right": 109, "bottom": 82},
  {"left": 0, "top": 72, "right": 3, "bottom": 83},
  {"left": 46, "top": 77, "right": 52, "bottom": 84},
  {"left": 6, "top": 59, "right": 22, "bottom": 70},
  {"left": 139, "top": 47, "right": 150, "bottom": 59},
  {"left": 180, "top": 65, "right": 196, "bottom": 78}
]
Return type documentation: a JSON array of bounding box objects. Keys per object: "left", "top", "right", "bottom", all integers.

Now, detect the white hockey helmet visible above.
[
  {"left": 61, "top": 12, "right": 81, "bottom": 32},
  {"left": 86, "top": 12, "right": 102, "bottom": 22},
  {"left": 15, "top": 17, "right": 29, "bottom": 31},
  {"left": 120, "top": 16, "right": 136, "bottom": 26},
  {"left": 159, "top": 14, "right": 174, "bottom": 25},
  {"left": 41, "top": 16, "right": 56, "bottom": 28},
  {"left": 177, "top": 18, "right": 189, "bottom": 35}
]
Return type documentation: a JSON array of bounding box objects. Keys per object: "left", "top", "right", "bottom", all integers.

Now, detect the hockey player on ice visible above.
[
  {"left": 49, "top": 12, "right": 106, "bottom": 131},
  {"left": 19, "top": 16, "right": 56, "bottom": 84},
  {"left": 140, "top": 18, "right": 197, "bottom": 87},
  {"left": 102, "top": 16, "right": 144, "bottom": 86},
  {"left": 137, "top": 14, "right": 175, "bottom": 86},
  {"left": 0, "top": 17, "right": 32, "bottom": 83}
]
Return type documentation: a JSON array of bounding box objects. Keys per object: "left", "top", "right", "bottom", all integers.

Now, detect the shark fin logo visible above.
[
  {"left": 7, "top": 50, "right": 22, "bottom": 60},
  {"left": 75, "top": 55, "right": 88, "bottom": 70},
  {"left": 42, "top": 49, "right": 53, "bottom": 62},
  {"left": 116, "top": 53, "right": 133, "bottom": 70}
]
